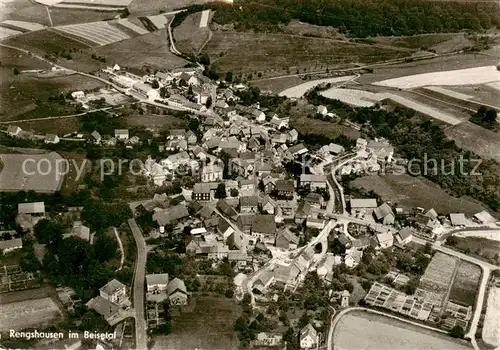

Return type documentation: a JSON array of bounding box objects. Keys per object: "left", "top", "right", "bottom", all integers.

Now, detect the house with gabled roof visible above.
[
  {"left": 395, "top": 227, "right": 413, "bottom": 246},
  {"left": 7, "top": 125, "right": 22, "bottom": 137},
  {"left": 373, "top": 202, "right": 395, "bottom": 225},
  {"left": 275, "top": 228, "right": 299, "bottom": 250},
  {"left": 239, "top": 196, "right": 259, "bottom": 213},
  {"left": 251, "top": 215, "right": 276, "bottom": 242},
  {"left": 167, "top": 278, "right": 188, "bottom": 305},
  {"left": 300, "top": 323, "right": 318, "bottom": 349}
]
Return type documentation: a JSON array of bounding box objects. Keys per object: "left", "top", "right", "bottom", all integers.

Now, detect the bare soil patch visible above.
[
  {"left": 351, "top": 173, "right": 487, "bottom": 215},
  {"left": 151, "top": 294, "right": 241, "bottom": 350},
  {"left": 449, "top": 261, "right": 481, "bottom": 307}
]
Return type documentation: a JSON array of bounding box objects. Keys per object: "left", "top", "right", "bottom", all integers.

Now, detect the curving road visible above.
[{"left": 128, "top": 218, "right": 148, "bottom": 350}]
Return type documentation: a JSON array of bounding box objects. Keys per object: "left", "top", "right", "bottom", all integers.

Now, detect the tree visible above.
[
  {"left": 206, "top": 95, "right": 212, "bottom": 108},
  {"left": 449, "top": 325, "right": 465, "bottom": 339},
  {"left": 13, "top": 67, "right": 20, "bottom": 75},
  {"left": 93, "top": 234, "right": 117, "bottom": 262},
  {"left": 225, "top": 71, "right": 233, "bottom": 82},
  {"left": 120, "top": 7, "right": 130, "bottom": 18},
  {"left": 215, "top": 183, "right": 227, "bottom": 199},
  {"left": 151, "top": 80, "right": 159, "bottom": 89},
  {"left": 34, "top": 219, "right": 63, "bottom": 247},
  {"left": 230, "top": 188, "right": 239, "bottom": 197}
]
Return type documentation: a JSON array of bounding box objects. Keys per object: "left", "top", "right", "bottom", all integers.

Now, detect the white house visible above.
[
  {"left": 99, "top": 279, "right": 128, "bottom": 305},
  {"left": 115, "top": 129, "right": 129, "bottom": 140},
  {"left": 317, "top": 105, "right": 328, "bottom": 116},
  {"left": 201, "top": 163, "right": 223, "bottom": 182},
  {"left": 7, "top": 125, "right": 22, "bottom": 137},
  {"left": 44, "top": 134, "right": 60, "bottom": 144},
  {"left": 146, "top": 273, "right": 169, "bottom": 293},
  {"left": 300, "top": 324, "right": 318, "bottom": 349},
  {"left": 376, "top": 232, "right": 394, "bottom": 249},
  {"left": 395, "top": 227, "right": 413, "bottom": 246},
  {"left": 71, "top": 91, "right": 85, "bottom": 99}
]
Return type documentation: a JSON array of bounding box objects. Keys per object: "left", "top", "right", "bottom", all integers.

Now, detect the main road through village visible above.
[{"left": 128, "top": 218, "right": 148, "bottom": 350}]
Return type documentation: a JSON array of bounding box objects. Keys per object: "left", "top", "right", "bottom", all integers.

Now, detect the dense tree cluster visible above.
[
  {"left": 181, "top": 0, "right": 499, "bottom": 37},
  {"left": 469, "top": 106, "right": 498, "bottom": 130}
]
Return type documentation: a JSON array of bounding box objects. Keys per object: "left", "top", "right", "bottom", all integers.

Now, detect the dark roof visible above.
[
  {"left": 276, "top": 180, "right": 294, "bottom": 192},
  {"left": 251, "top": 215, "right": 276, "bottom": 234},
  {"left": 239, "top": 196, "right": 259, "bottom": 207},
  {"left": 217, "top": 199, "right": 238, "bottom": 218}
]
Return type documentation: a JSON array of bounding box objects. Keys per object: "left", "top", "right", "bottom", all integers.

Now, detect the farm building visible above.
[{"left": 449, "top": 213, "right": 467, "bottom": 226}]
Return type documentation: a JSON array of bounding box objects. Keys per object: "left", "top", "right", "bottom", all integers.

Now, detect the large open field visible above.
[
  {"left": 173, "top": 11, "right": 211, "bottom": 55},
  {"left": 128, "top": 0, "right": 213, "bottom": 15},
  {"left": 445, "top": 122, "right": 500, "bottom": 163},
  {"left": 356, "top": 53, "right": 497, "bottom": 85},
  {"left": 151, "top": 295, "right": 241, "bottom": 350},
  {"left": 1, "top": 72, "right": 105, "bottom": 121},
  {"left": 0, "top": 152, "right": 66, "bottom": 192},
  {"left": 0, "top": 297, "right": 63, "bottom": 331},
  {"left": 373, "top": 33, "right": 471, "bottom": 53},
  {"left": 203, "top": 32, "right": 412, "bottom": 76},
  {"left": 449, "top": 261, "right": 481, "bottom": 307},
  {"left": 1, "top": 0, "right": 51, "bottom": 27},
  {"left": 333, "top": 311, "right": 471, "bottom": 350},
  {"left": 482, "top": 285, "right": 500, "bottom": 347},
  {"left": 94, "top": 31, "right": 187, "bottom": 72},
  {"left": 351, "top": 174, "right": 487, "bottom": 215}
]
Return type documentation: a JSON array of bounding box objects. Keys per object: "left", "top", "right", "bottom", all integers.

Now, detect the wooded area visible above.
[{"left": 183, "top": 0, "right": 500, "bottom": 37}]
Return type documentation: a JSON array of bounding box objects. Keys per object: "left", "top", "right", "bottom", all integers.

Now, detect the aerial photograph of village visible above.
[{"left": 0, "top": 0, "right": 499, "bottom": 349}]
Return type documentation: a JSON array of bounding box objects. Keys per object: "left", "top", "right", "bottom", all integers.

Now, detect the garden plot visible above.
[
  {"left": 482, "top": 286, "right": 500, "bottom": 347},
  {"left": 448, "top": 261, "right": 481, "bottom": 306},
  {"left": 117, "top": 18, "right": 148, "bottom": 35},
  {"left": 1, "top": 20, "right": 46, "bottom": 31},
  {"left": 374, "top": 66, "right": 500, "bottom": 89},
  {"left": 0, "top": 26, "right": 22, "bottom": 39},
  {"left": 417, "top": 252, "right": 458, "bottom": 304},
  {"left": 55, "top": 21, "right": 130, "bottom": 46}
]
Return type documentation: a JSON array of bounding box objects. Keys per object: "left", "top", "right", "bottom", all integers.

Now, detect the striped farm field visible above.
[{"left": 55, "top": 21, "right": 130, "bottom": 46}]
